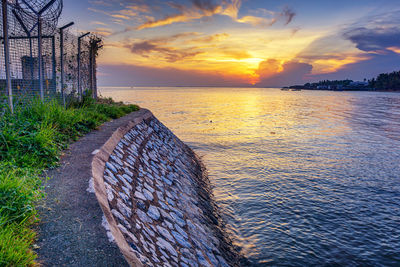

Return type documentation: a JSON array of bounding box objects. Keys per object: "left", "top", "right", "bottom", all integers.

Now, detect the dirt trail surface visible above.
[{"left": 36, "top": 109, "right": 149, "bottom": 267}]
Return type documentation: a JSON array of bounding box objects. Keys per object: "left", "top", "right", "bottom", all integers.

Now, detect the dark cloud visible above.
[
  {"left": 281, "top": 6, "right": 296, "bottom": 25},
  {"left": 310, "top": 53, "right": 400, "bottom": 82},
  {"left": 191, "top": 0, "right": 220, "bottom": 12},
  {"left": 127, "top": 40, "right": 201, "bottom": 62},
  {"left": 295, "top": 10, "right": 400, "bottom": 83},
  {"left": 130, "top": 41, "right": 159, "bottom": 54},
  {"left": 340, "top": 10, "right": 400, "bottom": 53},
  {"left": 343, "top": 26, "right": 400, "bottom": 52},
  {"left": 124, "top": 32, "right": 202, "bottom": 62},
  {"left": 256, "top": 60, "right": 312, "bottom": 87}
]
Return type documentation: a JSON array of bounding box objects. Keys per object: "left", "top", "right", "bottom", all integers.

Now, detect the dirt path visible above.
[{"left": 36, "top": 109, "right": 149, "bottom": 267}]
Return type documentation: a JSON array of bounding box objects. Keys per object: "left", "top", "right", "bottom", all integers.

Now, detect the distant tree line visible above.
[
  {"left": 287, "top": 70, "right": 400, "bottom": 91},
  {"left": 369, "top": 71, "right": 400, "bottom": 90},
  {"left": 303, "top": 79, "right": 354, "bottom": 88}
]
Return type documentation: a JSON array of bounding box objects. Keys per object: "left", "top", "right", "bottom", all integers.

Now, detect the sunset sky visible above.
[{"left": 61, "top": 0, "right": 400, "bottom": 87}]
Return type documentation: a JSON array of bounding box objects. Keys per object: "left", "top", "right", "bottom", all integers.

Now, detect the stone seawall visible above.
[{"left": 92, "top": 109, "right": 240, "bottom": 267}]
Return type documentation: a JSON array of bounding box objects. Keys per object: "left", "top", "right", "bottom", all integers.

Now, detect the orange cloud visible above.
[
  {"left": 111, "top": 14, "right": 130, "bottom": 20},
  {"left": 237, "top": 16, "right": 277, "bottom": 27},
  {"left": 221, "top": 49, "right": 252, "bottom": 60},
  {"left": 136, "top": 2, "right": 223, "bottom": 30},
  {"left": 387, "top": 46, "right": 400, "bottom": 54},
  {"left": 126, "top": 4, "right": 151, "bottom": 14},
  {"left": 137, "top": 13, "right": 203, "bottom": 30},
  {"left": 183, "top": 33, "right": 229, "bottom": 44},
  {"left": 255, "top": 59, "right": 312, "bottom": 86},
  {"left": 135, "top": 0, "right": 294, "bottom": 30},
  {"left": 93, "top": 27, "right": 113, "bottom": 36},
  {"left": 256, "top": 59, "right": 282, "bottom": 79},
  {"left": 312, "top": 54, "right": 371, "bottom": 74}
]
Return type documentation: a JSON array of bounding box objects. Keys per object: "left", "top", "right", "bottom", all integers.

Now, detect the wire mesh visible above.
[
  {"left": 79, "top": 36, "right": 90, "bottom": 96},
  {"left": 1, "top": 0, "right": 98, "bottom": 108},
  {"left": 56, "top": 29, "right": 91, "bottom": 105}
]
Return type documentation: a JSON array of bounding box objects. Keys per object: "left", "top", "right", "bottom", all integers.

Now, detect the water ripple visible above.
[{"left": 102, "top": 87, "right": 400, "bottom": 266}]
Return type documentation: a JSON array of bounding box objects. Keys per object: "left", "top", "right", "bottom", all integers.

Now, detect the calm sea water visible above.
[{"left": 100, "top": 87, "right": 400, "bottom": 266}]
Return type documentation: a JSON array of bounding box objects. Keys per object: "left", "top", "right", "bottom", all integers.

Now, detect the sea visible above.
[{"left": 100, "top": 87, "right": 400, "bottom": 266}]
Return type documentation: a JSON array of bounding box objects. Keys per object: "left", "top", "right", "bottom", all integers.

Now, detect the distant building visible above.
[{"left": 349, "top": 81, "right": 368, "bottom": 87}]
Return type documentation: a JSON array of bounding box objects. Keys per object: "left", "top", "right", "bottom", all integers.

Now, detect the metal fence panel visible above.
[{"left": 1, "top": 1, "right": 98, "bottom": 109}]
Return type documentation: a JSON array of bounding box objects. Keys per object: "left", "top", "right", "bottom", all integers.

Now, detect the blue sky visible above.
[{"left": 60, "top": 0, "right": 400, "bottom": 87}]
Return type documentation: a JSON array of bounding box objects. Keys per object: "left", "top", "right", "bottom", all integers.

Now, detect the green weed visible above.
[{"left": 0, "top": 97, "right": 139, "bottom": 266}]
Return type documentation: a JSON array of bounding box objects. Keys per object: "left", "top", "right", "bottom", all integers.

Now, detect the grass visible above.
[{"left": 0, "top": 95, "right": 139, "bottom": 266}]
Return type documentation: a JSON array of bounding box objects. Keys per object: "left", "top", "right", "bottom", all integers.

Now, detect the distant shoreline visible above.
[{"left": 281, "top": 87, "right": 400, "bottom": 92}]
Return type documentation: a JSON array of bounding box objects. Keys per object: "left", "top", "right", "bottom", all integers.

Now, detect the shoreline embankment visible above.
[{"left": 92, "top": 109, "right": 241, "bottom": 266}]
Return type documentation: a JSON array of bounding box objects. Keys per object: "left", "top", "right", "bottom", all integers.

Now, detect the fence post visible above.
[
  {"left": 37, "top": 17, "right": 44, "bottom": 100},
  {"left": 93, "top": 48, "right": 97, "bottom": 99},
  {"left": 59, "top": 22, "right": 74, "bottom": 108},
  {"left": 59, "top": 28, "right": 64, "bottom": 106},
  {"left": 89, "top": 42, "right": 93, "bottom": 97},
  {"left": 77, "top": 32, "right": 89, "bottom": 102},
  {"left": 89, "top": 39, "right": 101, "bottom": 100},
  {"left": 77, "top": 36, "right": 81, "bottom": 101},
  {"left": 51, "top": 35, "right": 56, "bottom": 95},
  {"left": 2, "top": 0, "right": 13, "bottom": 113},
  {"left": 92, "top": 46, "right": 97, "bottom": 99}
]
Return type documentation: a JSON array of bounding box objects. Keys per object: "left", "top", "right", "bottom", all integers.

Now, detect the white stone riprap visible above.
[{"left": 102, "top": 116, "right": 239, "bottom": 267}]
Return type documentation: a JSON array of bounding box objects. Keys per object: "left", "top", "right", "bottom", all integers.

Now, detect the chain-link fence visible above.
[{"left": 1, "top": 0, "right": 100, "bottom": 111}]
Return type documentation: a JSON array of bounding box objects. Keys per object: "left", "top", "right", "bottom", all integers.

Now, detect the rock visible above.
[
  {"left": 143, "top": 188, "right": 154, "bottom": 201},
  {"left": 196, "top": 250, "right": 211, "bottom": 267},
  {"left": 162, "top": 177, "right": 173, "bottom": 186},
  {"left": 159, "top": 201, "right": 170, "bottom": 211},
  {"left": 136, "top": 200, "right": 146, "bottom": 211},
  {"left": 106, "top": 162, "right": 118, "bottom": 173},
  {"left": 119, "top": 191, "right": 130, "bottom": 203},
  {"left": 118, "top": 223, "right": 138, "bottom": 243},
  {"left": 165, "top": 220, "right": 174, "bottom": 230},
  {"left": 175, "top": 224, "right": 188, "bottom": 239},
  {"left": 143, "top": 226, "right": 155, "bottom": 237},
  {"left": 144, "top": 182, "right": 155, "bottom": 193},
  {"left": 134, "top": 191, "right": 146, "bottom": 201},
  {"left": 111, "top": 209, "right": 130, "bottom": 229},
  {"left": 137, "top": 209, "right": 153, "bottom": 223},
  {"left": 118, "top": 175, "right": 132, "bottom": 190},
  {"left": 166, "top": 190, "right": 175, "bottom": 200},
  {"left": 122, "top": 173, "right": 133, "bottom": 183},
  {"left": 104, "top": 174, "right": 117, "bottom": 186},
  {"left": 171, "top": 207, "right": 184, "bottom": 219},
  {"left": 160, "top": 209, "right": 173, "bottom": 221},
  {"left": 159, "top": 248, "right": 170, "bottom": 259},
  {"left": 156, "top": 237, "right": 178, "bottom": 257},
  {"left": 156, "top": 191, "right": 165, "bottom": 201},
  {"left": 117, "top": 199, "right": 132, "bottom": 218},
  {"left": 217, "top": 255, "right": 230, "bottom": 267},
  {"left": 156, "top": 225, "right": 175, "bottom": 243},
  {"left": 115, "top": 151, "right": 123, "bottom": 159},
  {"left": 205, "top": 251, "right": 219, "bottom": 266},
  {"left": 171, "top": 231, "right": 191, "bottom": 248},
  {"left": 104, "top": 183, "right": 114, "bottom": 201},
  {"left": 121, "top": 186, "right": 131, "bottom": 199},
  {"left": 147, "top": 205, "right": 160, "bottom": 220}
]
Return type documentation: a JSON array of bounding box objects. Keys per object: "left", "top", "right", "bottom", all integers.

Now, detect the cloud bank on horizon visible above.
[{"left": 62, "top": 0, "right": 400, "bottom": 87}]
